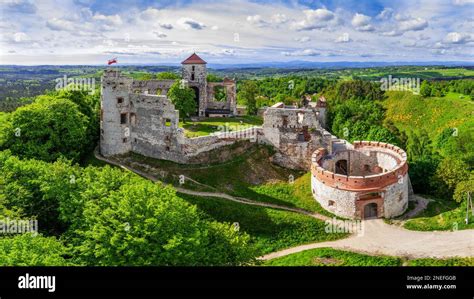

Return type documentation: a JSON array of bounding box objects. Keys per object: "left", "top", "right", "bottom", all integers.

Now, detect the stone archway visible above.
[
  {"left": 364, "top": 203, "right": 378, "bottom": 219},
  {"left": 335, "top": 159, "right": 348, "bottom": 175}
]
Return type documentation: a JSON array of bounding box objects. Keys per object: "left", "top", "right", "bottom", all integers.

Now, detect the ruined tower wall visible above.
[
  {"left": 261, "top": 107, "right": 326, "bottom": 170},
  {"left": 100, "top": 70, "right": 133, "bottom": 157}
]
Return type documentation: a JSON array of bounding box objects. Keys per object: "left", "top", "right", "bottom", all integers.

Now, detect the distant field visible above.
[{"left": 342, "top": 67, "right": 474, "bottom": 81}]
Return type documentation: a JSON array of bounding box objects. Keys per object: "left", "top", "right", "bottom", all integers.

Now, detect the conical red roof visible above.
[{"left": 181, "top": 53, "right": 207, "bottom": 64}]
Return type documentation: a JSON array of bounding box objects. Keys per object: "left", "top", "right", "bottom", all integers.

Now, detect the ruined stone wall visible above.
[
  {"left": 261, "top": 107, "right": 326, "bottom": 170},
  {"left": 131, "top": 80, "right": 175, "bottom": 95},
  {"left": 206, "top": 80, "right": 237, "bottom": 114}
]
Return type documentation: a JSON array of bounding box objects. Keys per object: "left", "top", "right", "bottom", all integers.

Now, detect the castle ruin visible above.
[{"left": 100, "top": 53, "right": 408, "bottom": 220}]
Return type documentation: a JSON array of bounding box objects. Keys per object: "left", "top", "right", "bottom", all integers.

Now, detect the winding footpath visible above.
[{"left": 94, "top": 150, "right": 474, "bottom": 260}]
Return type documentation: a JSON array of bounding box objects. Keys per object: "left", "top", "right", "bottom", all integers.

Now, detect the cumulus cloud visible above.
[
  {"left": 352, "top": 13, "right": 374, "bottom": 31},
  {"left": 11, "top": 32, "right": 30, "bottom": 42},
  {"left": 335, "top": 33, "right": 351, "bottom": 43},
  {"left": 2, "top": 0, "right": 36, "bottom": 14},
  {"left": 246, "top": 15, "right": 268, "bottom": 27},
  {"left": 381, "top": 30, "right": 403, "bottom": 37},
  {"left": 291, "top": 9, "right": 335, "bottom": 31},
  {"left": 271, "top": 13, "right": 288, "bottom": 24},
  {"left": 140, "top": 8, "right": 161, "bottom": 20},
  {"left": 294, "top": 36, "right": 311, "bottom": 43},
  {"left": 177, "top": 17, "right": 205, "bottom": 30},
  {"left": 92, "top": 14, "right": 123, "bottom": 30},
  {"left": 282, "top": 49, "right": 319, "bottom": 56},
  {"left": 444, "top": 32, "right": 473, "bottom": 44},
  {"left": 377, "top": 8, "right": 394, "bottom": 20},
  {"left": 398, "top": 17, "right": 428, "bottom": 31},
  {"left": 46, "top": 18, "right": 75, "bottom": 31}
]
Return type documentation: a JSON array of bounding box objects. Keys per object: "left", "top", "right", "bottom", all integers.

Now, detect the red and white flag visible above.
[{"left": 107, "top": 57, "right": 117, "bottom": 65}]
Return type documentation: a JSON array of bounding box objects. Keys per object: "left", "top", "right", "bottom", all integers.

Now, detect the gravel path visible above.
[{"left": 261, "top": 219, "right": 474, "bottom": 260}]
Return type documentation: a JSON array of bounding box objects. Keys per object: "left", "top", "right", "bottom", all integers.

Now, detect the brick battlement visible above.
[{"left": 311, "top": 141, "right": 408, "bottom": 191}]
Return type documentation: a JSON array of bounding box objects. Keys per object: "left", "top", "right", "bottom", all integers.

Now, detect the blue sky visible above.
[{"left": 0, "top": 0, "right": 473, "bottom": 65}]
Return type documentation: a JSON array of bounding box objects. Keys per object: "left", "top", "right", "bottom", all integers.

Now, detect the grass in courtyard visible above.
[
  {"left": 178, "top": 193, "right": 348, "bottom": 255},
  {"left": 179, "top": 115, "right": 263, "bottom": 138},
  {"left": 264, "top": 248, "right": 402, "bottom": 266}
]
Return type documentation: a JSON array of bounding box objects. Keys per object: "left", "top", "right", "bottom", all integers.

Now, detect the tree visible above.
[
  {"left": 4, "top": 97, "right": 89, "bottom": 162},
  {"left": 0, "top": 233, "right": 71, "bottom": 266},
  {"left": 453, "top": 173, "right": 474, "bottom": 203},
  {"left": 72, "top": 179, "right": 255, "bottom": 266},
  {"left": 239, "top": 81, "right": 258, "bottom": 115},
  {"left": 433, "top": 157, "right": 470, "bottom": 199},
  {"left": 420, "top": 80, "right": 432, "bottom": 98},
  {"left": 167, "top": 80, "right": 196, "bottom": 121},
  {"left": 207, "top": 74, "right": 223, "bottom": 82},
  {"left": 156, "top": 72, "right": 180, "bottom": 80}
]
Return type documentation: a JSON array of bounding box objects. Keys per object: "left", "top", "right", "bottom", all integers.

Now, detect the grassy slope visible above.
[
  {"left": 384, "top": 91, "right": 473, "bottom": 140},
  {"left": 178, "top": 193, "right": 347, "bottom": 255},
  {"left": 127, "top": 146, "right": 332, "bottom": 215},
  {"left": 384, "top": 91, "right": 474, "bottom": 231},
  {"left": 264, "top": 248, "right": 402, "bottom": 266},
  {"left": 404, "top": 198, "right": 474, "bottom": 231},
  {"left": 264, "top": 247, "right": 474, "bottom": 266},
  {"left": 179, "top": 116, "right": 263, "bottom": 137}
]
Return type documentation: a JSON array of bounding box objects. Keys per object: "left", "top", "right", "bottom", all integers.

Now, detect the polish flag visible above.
[{"left": 108, "top": 57, "right": 117, "bottom": 65}]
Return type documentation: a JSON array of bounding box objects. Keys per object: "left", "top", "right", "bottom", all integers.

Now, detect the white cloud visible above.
[
  {"left": 140, "top": 8, "right": 161, "bottom": 20},
  {"left": 381, "top": 30, "right": 403, "bottom": 36},
  {"left": 246, "top": 15, "right": 268, "bottom": 27},
  {"left": 444, "top": 32, "right": 473, "bottom": 44},
  {"left": 294, "top": 36, "right": 311, "bottom": 43},
  {"left": 271, "top": 13, "right": 288, "bottom": 24},
  {"left": 177, "top": 17, "right": 205, "bottom": 30},
  {"left": 282, "top": 49, "right": 319, "bottom": 56},
  {"left": 46, "top": 18, "right": 75, "bottom": 31},
  {"left": 352, "top": 13, "right": 374, "bottom": 32},
  {"left": 11, "top": 32, "right": 30, "bottom": 42},
  {"left": 377, "top": 8, "right": 394, "bottom": 20},
  {"left": 291, "top": 9, "right": 336, "bottom": 31},
  {"left": 93, "top": 14, "right": 123, "bottom": 26},
  {"left": 2, "top": 0, "right": 37, "bottom": 14},
  {"left": 398, "top": 17, "right": 428, "bottom": 31},
  {"left": 335, "top": 33, "right": 351, "bottom": 43}
]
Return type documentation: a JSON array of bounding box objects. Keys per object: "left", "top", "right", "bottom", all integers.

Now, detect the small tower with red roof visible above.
[{"left": 181, "top": 53, "right": 207, "bottom": 116}]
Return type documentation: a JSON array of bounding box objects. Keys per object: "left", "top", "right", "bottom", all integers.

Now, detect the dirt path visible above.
[
  {"left": 94, "top": 150, "right": 474, "bottom": 260},
  {"left": 261, "top": 219, "right": 474, "bottom": 260},
  {"left": 94, "top": 149, "right": 330, "bottom": 221},
  {"left": 400, "top": 195, "right": 431, "bottom": 220}
]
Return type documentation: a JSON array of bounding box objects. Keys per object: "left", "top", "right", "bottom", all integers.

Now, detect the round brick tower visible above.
[{"left": 310, "top": 141, "right": 409, "bottom": 219}]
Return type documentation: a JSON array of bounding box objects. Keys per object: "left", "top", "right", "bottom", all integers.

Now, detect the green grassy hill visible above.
[{"left": 384, "top": 91, "right": 473, "bottom": 139}]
